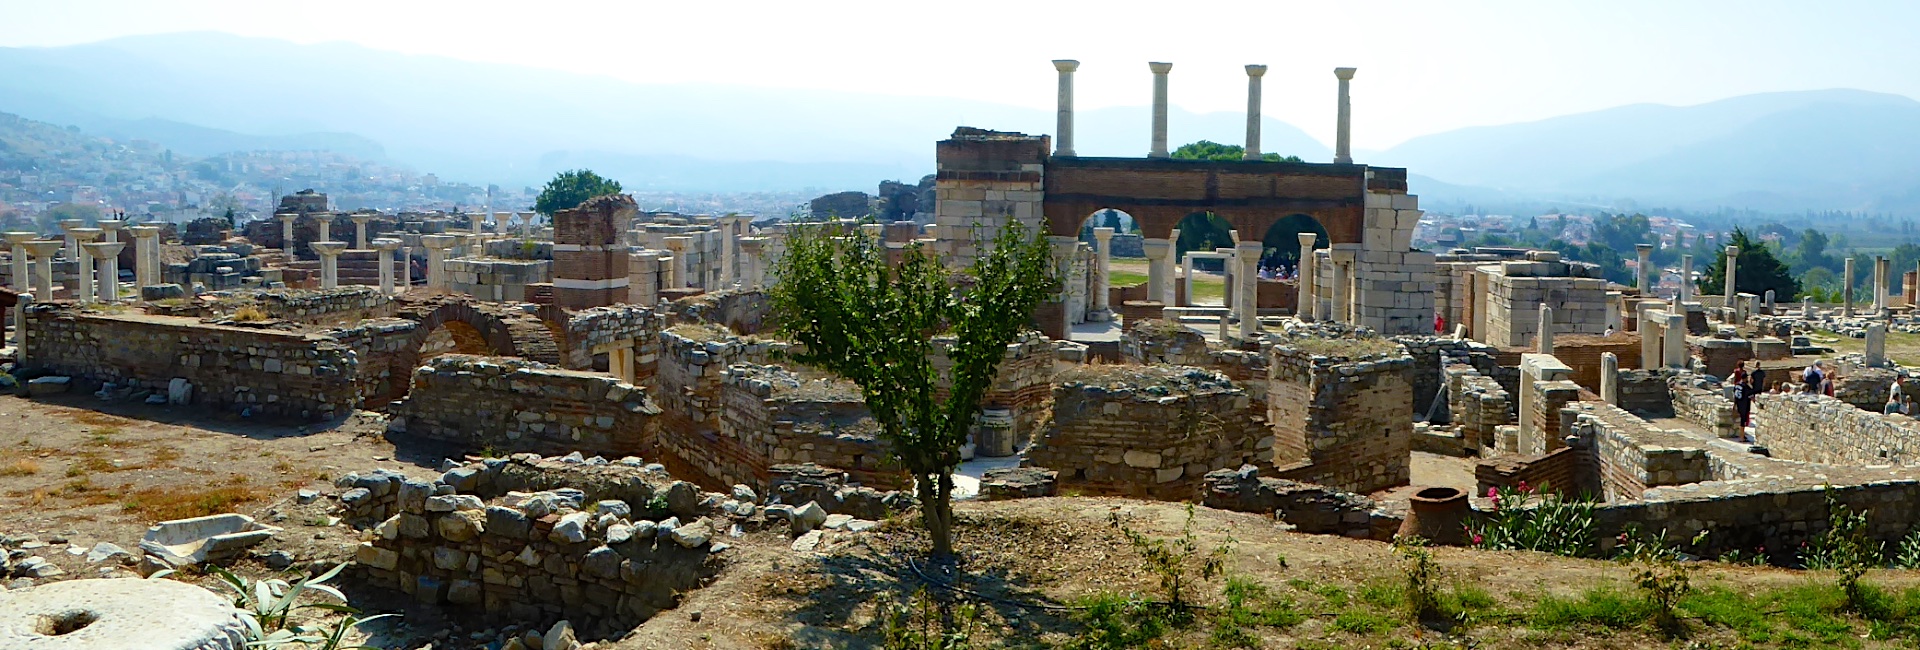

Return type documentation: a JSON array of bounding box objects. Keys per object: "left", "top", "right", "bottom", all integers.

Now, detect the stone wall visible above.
[
  {"left": 326, "top": 318, "right": 423, "bottom": 405},
  {"left": 342, "top": 455, "right": 725, "bottom": 639},
  {"left": 1482, "top": 261, "right": 1610, "bottom": 348},
  {"left": 221, "top": 287, "right": 397, "bottom": 325},
  {"left": 1474, "top": 446, "right": 1585, "bottom": 497},
  {"left": 1445, "top": 361, "right": 1510, "bottom": 453},
  {"left": 446, "top": 258, "right": 551, "bottom": 302},
  {"left": 1201, "top": 466, "right": 1397, "bottom": 540},
  {"left": 1670, "top": 375, "right": 1740, "bottom": 439},
  {"left": 652, "top": 327, "right": 785, "bottom": 445},
  {"left": 1567, "top": 402, "right": 1712, "bottom": 501},
  {"left": 1120, "top": 319, "right": 1213, "bottom": 366},
  {"left": 1028, "top": 366, "right": 1273, "bottom": 500},
  {"left": 561, "top": 304, "right": 662, "bottom": 373},
  {"left": 553, "top": 194, "right": 634, "bottom": 309},
  {"left": 386, "top": 355, "right": 659, "bottom": 457},
  {"left": 1754, "top": 392, "right": 1920, "bottom": 466},
  {"left": 1615, "top": 369, "right": 1674, "bottom": 416},
  {"left": 701, "top": 364, "right": 896, "bottom": 491},
  {"left": 1267, "top": 331, "right": 1414, "bottom": 494},
  {"left": 1550, "top": 334, "right": 1642, "bottom": 393},
  {"left": 22, "top": 306, "right": 358, "bottom": 420}
]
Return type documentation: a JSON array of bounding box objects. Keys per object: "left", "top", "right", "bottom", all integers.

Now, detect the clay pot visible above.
[{"left": 1397, "top": 486, "right": 1470, "bottom": 545}]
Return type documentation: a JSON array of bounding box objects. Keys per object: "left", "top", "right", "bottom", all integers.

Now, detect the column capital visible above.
[
  {"left": 1245, "top": 64, "right": 1268, "bottom": 77},
  {"left": 1635, "top": 243, "right": 1654, "bottom": 254},
  {"left": 3, "top": 231, "right": 37, "bottom": 244},
  {"left": 372, "top": 238, "right": 403, "bottom": 251},
  {"left": 277, "top": 213, "right": 299, "bottom": 223},
  {"left": 57, "top": 219, "right": 86, "bottom": 232},
  {"left": 69, "top": 228, "right": 102, "bottom": 243},
  {"left": 1725, "top": 245, "right": 1740, "bottom": 255},
  {"left": 21, "top": 240, "right": 63, "bottom": 256},
  {"left": 1053, "top": 59, "right": 1079, "bottom": 72},
  {"left": 1235, "top": 240, "right": 1264, "bottom": 254},
  {"left": 1141, "top": 238, "right": 1171, "bottom": 255},
  {"left": 310, "top": 241, "right": 349, "bottom": 256},
  {"left": 1334, "top": 67, "right": 1357, "bottom": 80},
  {"left": 97, "top": 220, "right": 126, "bottom": 234},
  {"left": 127, "top": 225, "right": 161, "bottom": 238},
  {"left": 350, "top": 214, "right": 373, "bottom": 224},
  {"left": 1297, "top": 232, "right": 1318, "bottom": 248},
  {"left": 82, "top": 241, "right": 125, "bottom": 258},
  {"left": 1091, "top": 227, "right": 1115, "bottom": 241},
  {"left": 421, "top": 234, "right": 457, "bottom": 249},
  {"left": 1149, "top": 61, "right": 1173, "bottom": 74}
]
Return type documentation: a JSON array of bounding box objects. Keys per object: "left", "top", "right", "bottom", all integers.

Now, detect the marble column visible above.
[
  {"left": 98, "top": 219, "right": 124, "bottom": 244},
  {"left": 401, "top": 246, "right": 414, "bottom": 292},
  {"left": 1600, "top": 352, "right": 1619, "bottom": 405},
  {"left": 69, "top": 228, "right": 101, "bottom": 302},
  {"left": 1295, "top": 233, "right": 1317, "bottom": 322},
  {"left": 1333, "top": 67, "right": 1356, "bottom": 164},
  {"left": 1053, "top": 60, "right": 1079, "bottom": 157},
  {"left": 1844, "top": 256, "right": 1856, "bottom": 318},
  {"left": 1876, "top": 256, "right": 1890, "bottom": 313},
  {"left": 277, "top": 214, "right": 299, "bottom": 252},
  {"left": 1148, "top": 62, "right": 1173, "bottom": 158},
  {"left": 1243, "top": 64, "right": 1267, "bottom": 160},
  {"left": 351, "top": 215, "right": 373, "bottom": 249},
  {"left": 1180, "top": 253, "right": 1197, "bottom": 308},
  {"left": 11, "top": 293, "right": 27, "bottom": 365},
  {"left": 1537, "top": 304, "right": 1555, "bottom": 354},
  {"left": 1663, "top": 313, "right": 1688, "bottom": 368},
  {"left": 663, "top": 236, "right": 692, "bottom": 288},
  {"left": 520, "top": 212, "right": 533, "bottom": 239},
  {"left": 1091, "top": 227, "right": 1114, "bottom": 319},
  {"left": 1679, "top": 254, "right": 1693, "bottom": 303},
  {"left": 128, "top": 226, "right": 161, "bottom": 289},
  {"left": 472, "top": 212, "right": 484, "bottom": 236},
  {"left": 1143, "top": 238, "right": 1171, "bottom": 304},
  {"left": 1236, "top": 240, "right": 1262, "bottom": 339},
  {"left": 421, "top": 235, "right": 456, "bottom": 290},
  {"left": 4, "top": 232, "right": 35, "bottom": 292},
  {"left": 1165, "top": 228, "right": 1181, "bottom": 302},
  {"left": 57, "top": 219, "right": 84, "bottom": 264},
  {"left": 738, "top": 237, "right": 766, "bottom": 290},
  {"left": 22, "top": 241, "right": 62, "bottom": 301},
  {"left": 1329, "top": 250, "right": 1355, "bottom": 323},
  {"left": 1723, "top": 245, "right": 1739, "bottom": 303},
  {"left": 1764, "top": 289, "right": 1775, "bottom": 316},
  {"left": 1868, "top": 323, "right": 1888, "bottom": 367},
  {"left": 373, "top": 239, "right": 401, "bottom": 295},
  {"left": 1635, "top": 244, "right": 1653, "bottom": 295},
  {"left": 84, "top": 241, "right": 124, "bottom": 302},
  {"left": 311, "top": 241, "right": 347, "bottom": 289},
  {"left": 316, "top": 216, "right": 332, "bottom": 244}
]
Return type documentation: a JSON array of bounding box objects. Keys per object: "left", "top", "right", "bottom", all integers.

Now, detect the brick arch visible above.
[
  {"left": 385, "top": 297, "right": 568, "bottom": 398},
  {"left": 1040, "top": 158, "right": 1370, "bottom": 245}
]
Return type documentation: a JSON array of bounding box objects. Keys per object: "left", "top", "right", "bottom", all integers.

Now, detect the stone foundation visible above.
[
  {"left": 386, "top": 355, "right": 659, "bottom": 457},
  {"left": 1267, "top": 327, "right": 1414, "bottom": 493},
  {"left": 1027, "top": 365, "right": 1273, "bottom": 500}
]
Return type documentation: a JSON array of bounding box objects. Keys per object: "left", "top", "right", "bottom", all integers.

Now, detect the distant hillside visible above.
[
  {"left": 0, "top": 32, "right": 1331, "bottom": 191},
  {"left": 1377, "top": 89, "right": 1920, "bottom": 214}
]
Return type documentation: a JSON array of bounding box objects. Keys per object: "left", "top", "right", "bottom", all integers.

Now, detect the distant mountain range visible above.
[{"left": 2, "top": 32, "right": 1918, "bottom": 213}]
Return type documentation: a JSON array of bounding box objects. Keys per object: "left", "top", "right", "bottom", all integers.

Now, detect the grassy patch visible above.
[
  {"left": 0, "top": 459, "right": 39, "bottom": 476},
  {"left": 1108, "top": 270, "right": 1149, "bottom": 288},
  {"left": 1330, "top": 607, "right": 1396, "bottom": 635},
  {"left": 1528, "top": 586, "right": 1655, "bottom": 631},
  {"left": 119, "top": 482, "right": 267, "bottom": 521}
]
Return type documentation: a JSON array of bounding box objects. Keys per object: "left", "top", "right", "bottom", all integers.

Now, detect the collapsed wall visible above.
[
  {"left": 1027, "top": 365, "right": 1273, "bottom": 500},
  {"left": 386, "top": 355, "right": 659, "bottom": 457},
  {"left": 704, "top": 363, "right": 897, "bottom": 491},
  {"left": 1267, "top": 328, "right": 1414, "bottom": 493},
  {"left": 1755, "top": 392, "right": 1920, "bottom": 466}
]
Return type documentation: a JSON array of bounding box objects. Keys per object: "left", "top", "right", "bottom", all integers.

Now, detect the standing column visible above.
[
  {"left": 401, "top": 246, "right": 414, "bottom": 292},
  {"left": 1236, "top": 240, "right": 1262, "bottom": 339},
  {"left": 1876, "top": 256, "right": 1890, "bottom": 313},
  {"left": 57, "top": 219, "right": 84, "bottom": 264},
  {"left": 1679, "top": 254, "right": 1693, "bottom": 303},
  {"left": 1537, "top": 304, "right": 1555, "bottom": 354},
  {"left": 311, "top": 242, "right": 347, "bottom": 289},
  {"left": 1180, "top": 253, "right": 1196, "bottom": 308},
  {"left": 4, "top": 232, "right": 35, "bottom": 292},
  {"left": 1723, "top": 245, "right": 1739, "bottom": 304},
  {"left": 1600, "top": 352, "right": 1619, "bottom": 405},
  {"left": 1091, "top": 227, "right": 1114, "bottom": 319},
  {"left": 663, "top": 236, "right": 692, "bottom": 288},
  {"left": 1764, "top": 289, "right": 1775, "bottom": 316},
  {"left": 1148, "top": 62, "right": 1173, "bottom": 158},
  {"left": 1635, "top": 244, "right": 1654, "bottom": 295},
  {"left": 68, "top": 228, "right": 101, "bottom": 302},
  {"left": 1295, "top": 232, "right": 1317, "bottom": 321},
  {"left": 520, "top": 212, "right": 533, "bottom": 238},
  {"left": 351, "top": 215, "right": 372, "bottom": 249},
  {"left": 57, "top": 220, "right": 84, "bottom": 295},
  {"left": 1053, "top": 60, "right": 1079, "bottom": 157},
  {"left": 1333, "top": 67, "right": 1356, "bottom": 164},
  {"left": 316, "top": 215, "right": 332, "bottom": 244},
  {"left": 373, "top": 239, "right": 401, "bottom": 295},
  {"left": 1663, "top": 313, "right": 1688, "bottom": 368},
  {"left": 1803, "top": 296, "right": 1813, "bottom": 317},
  {"left": 277, "top": 214, "right": 299, "bottom": 253},
  {"left": 1143, "top": 238, "right": 1171, "bottom": 304},
  {"left": 11, "top": 293, "right": 27, "bottom": 366},
  {"left": 1844, "top": 256, "right": 1856, "bottom": 317},
  {"left": 98, "top": 219, "right": 124, "bottom": 246},
  {"left": 1243, "top": 64, "right": 1267, "bottom": 160},
  {"left": 23, "top": 241, "right": 62, "bottom": 301},
  {"left": 1165, "top": 229, "right": 1181, "bottom": 303},
  {"left": 1329, "top": 250, "right": 1354, "bottom": 324},
  {"left": 128, "top": 226, "right": 161, "bottom": 289},
  {"left": 421, "top": 235, "right": 455, "bottom": 290},
  {"left": 738, "top": 237, "right": 766, "bottom": 290},
  {"left": 84, "top": 241, "right": 124, "bottom": 302}
]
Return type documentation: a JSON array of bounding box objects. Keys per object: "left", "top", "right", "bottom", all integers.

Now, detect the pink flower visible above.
[
  {"left": 1487, "top": 487, "right": 1499, "bottom": 499},
  {"left": 1518, "top": 481, "right": 1532, "bottom": 494},
  {"left": 1472, "top": 534, "right": 1484, "bottom": 545}
]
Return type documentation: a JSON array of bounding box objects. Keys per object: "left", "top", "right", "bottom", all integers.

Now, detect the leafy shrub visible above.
[
  {"left": 880, "top": 589, "right": 979, "bottom": 650},
  {"left": 1802, "top": 488, "right": 1882, "bottom": 612},
  {"left": 1468, "top": 482, "right": 1598, "bottom": 558}
]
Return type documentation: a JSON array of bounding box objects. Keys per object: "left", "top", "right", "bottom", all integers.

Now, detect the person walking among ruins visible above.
[
  {"left": 1804, "top": 361, "right": 1824, "bottom": 394},
  {"left": 1731, "top": 365, "right": 1754, "bottom": 428}
]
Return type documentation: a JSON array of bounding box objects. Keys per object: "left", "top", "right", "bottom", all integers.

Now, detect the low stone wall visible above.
[
  {"left": 386, "top": 355, "right": 659, "bottom": 457},
  {"left": 1445, "top": 361, "right": 1510, "bottom": 452},
  {"left": 1567, "top": 402, "right": 1712, "bottom": 501},
  {"left": 22, "top": 306, "right": 358, "bottom": 420},
  {"left": 1201, "top": 466, "right": 1398, "bottom": 540},
  {"left": 653, "top": 327, "right": 785, "bottom": 445},
  {"left": 697, "top": 363, "right": 897, "bottom": 492},
  {"left": 1120, "top": 319, "right": 1212, "bottom": 366},
  {"left": 560, "top": 304, "right": 662, "bottom": 372},
  {"left": 1670, "top": 375, "right": 1739, "bottom": 439},
  {"left": 340, "top": 455, "right": 725, "bottom": 639},
  {"left": 1268, "top": 327, "right": 1414, "bottom": 494},
  {"left": 1615, "top": 369, "right": 1674, "bottom": 416},
  {"left": 326, "top": 318, "right": 424, "bottom": 405},
  {"left": 1590, "top": 477, "right": 1920, "bottom": 562},
  {"left": 223, "top": 287, "right": 397, "bottom": 325},
  {"left": 1754, "top": 392, "right": 1920, "bottom": 466},
  {"left": 1551, "top": 334, "right": 1642, "bottom": 394},
  {"left": 446, "top": 258, "right": 551, "bottom": 302},
  {"left": 664, "top": 290, "right": 772, "bottom": 336},
  {"left": 1475, "top": 446, "right": 1584, "bottom": 497},
  {"left": 1028, "top": 366, "right": 1273, "bottom": 500}
]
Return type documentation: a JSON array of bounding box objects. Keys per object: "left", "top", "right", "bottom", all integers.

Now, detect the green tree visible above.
[
  {"left": 1697, "top": 228, "right": 1800, "bottom": 300},
  {"left": 534, "top": 169, "right": 623, "bottom": 216},
  {"left": 1792, "top": 228, "right": 1835, "bottom": 273},
  {"left": 1171, "top": 140, "right": 1303, "bottom": 163},
  {"left": 769, "top": 220, "right": 1056, "bottom": 557}
]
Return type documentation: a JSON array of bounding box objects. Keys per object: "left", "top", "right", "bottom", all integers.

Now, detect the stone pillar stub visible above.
[
  {"left": 421, "top": 235, "right": 456, "bottom": 290},
  {"left": 1091, "top": 227, "right": 1114, "bottom": 317},
  {"left": 22, "top": 241, "right": 62, "bottom": 301},
  {"left": 1679, "top": 254, "right": 1693, "bottom": 303},
  {"left": 1868, "top": 323, "right": 1888, "bottom": 367},
  {"left": 1236, "top": 240, "right": 1262, "bottom": 340},
  {"left": 1143, "top": 238, "right": 1171, "bottom": 304},
  {"left": 1723, "top": 245, "right": 1739, "bottom": 303},
  {"left": 311, "top": 241, "right": 348, "bottom": 289},
  {"left": 83, "top": 241, "right": 125, "bottom": 303},
  {"left": 69, "top": 228, "right": 101, "bottom": 302},
  {"left": 1149, "top": 62, "right": 1173, "bottom": 158},
  {"left": 1635, "top": 243, "right": 1654, "bottom": 295},
  {"left": 1600, "top": 352, "right": 1620, "bottom": 405},
  {"left": 374, "top": 239, "right": 402, "bottom": 295},
  {"left": 1295, "top": 232, "right": 1316, "bottom": 322},
  {"left": 1844, "top": 257, "right": 1856, "bottom": 318},
  {"left": 351, "top": 215, "right": 373, "bottom": 249},
  {"left": 1536, "top": 304, "right": 1555, "bottom": 354},
  {"left": 4, "top": 232, "right": 35, "bottom": 293}
]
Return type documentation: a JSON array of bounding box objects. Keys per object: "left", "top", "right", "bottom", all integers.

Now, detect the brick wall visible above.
[
  {"left": 386, "top": 355, "right": 658, "bottom": 457},
  {"left": 1549, "top": 335, "right": 1642, "bottom": 393},
  {"left": 1028, "top": 366, "right": 1273, "bottom": 500},
  {"left": 1267, "top": 335, "right": 1414, "bottom": 493}
]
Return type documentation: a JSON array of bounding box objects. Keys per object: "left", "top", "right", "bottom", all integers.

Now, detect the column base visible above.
[{"left": 1087, "top": 309, "right": 1114, "bottom": 322}]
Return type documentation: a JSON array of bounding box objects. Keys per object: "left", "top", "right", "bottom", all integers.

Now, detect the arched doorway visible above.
[{"left": 1260, "top": 214, "right": 1330, "bottom": 277}]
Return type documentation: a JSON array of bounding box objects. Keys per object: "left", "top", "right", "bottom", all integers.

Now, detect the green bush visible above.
[{"left": 1468, "top": 482, "right": 1599, "bottom": 558}]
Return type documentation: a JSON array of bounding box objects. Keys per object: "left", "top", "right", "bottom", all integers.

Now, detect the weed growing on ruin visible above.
[
  {"left": 1064, "top": 592, "right": 1175, "bottom": 650},
  {"left": 1803, "top": 488, "right": 1882, "bottom": 612},
  {"left": 1715, "top": 547, "right": 1769, "bottom": 566},
  {"left": 1893, "top": 529, "right": 1920, "bottom": 570},
  {"left": 208, "top": 562, "right": 350, "bottom": 633},
  {"left": 232, "top": 305, "right": 269, "bottom": 322},
  {"left": 1615, "top": 525, "right": 1703, "bottom": 636},
  {"left": 1395, "top": 536, "right": 1443, "bottom": 623},
  {"left": 1111, "top": 504, "right": 1231, "bottom": 619},
  {"left": 1468, "top": 482, "right": 1598, "bottom": 558},
  {"left": 0, "top": 459, "right": 39, "bottom": 476},
  {"left": 879, "top": 588, "right": 980, "bottom": 650},
  {"left": 253, "top": 609, "right": 396, "bottom": 650}
]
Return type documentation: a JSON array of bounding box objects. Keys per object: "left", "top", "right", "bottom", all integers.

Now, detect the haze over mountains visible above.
[{"left": 3, "top": 32, "right": 1918, "bottom": 214}]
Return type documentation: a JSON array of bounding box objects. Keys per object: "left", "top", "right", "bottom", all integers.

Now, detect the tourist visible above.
[
  {"left": 1435, "top": 313, "right": 1446, "bottom": 334},
  {"left": 1731, "top": 366, "right": 1754, "bottom": 427},
  {"left": 1904, "top": 393, "right": 1916, "bottom": 416},
  {"left": 1804, "top": 361, "right": 1824, "bottom": 393},
  {"left": 1750, "top": 362, "right": 1766, "bottom": 392}
]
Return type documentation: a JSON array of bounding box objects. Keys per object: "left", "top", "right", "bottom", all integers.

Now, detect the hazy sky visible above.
[{"left": 3, "top": 0, "right": 1916, "bottom": 150}]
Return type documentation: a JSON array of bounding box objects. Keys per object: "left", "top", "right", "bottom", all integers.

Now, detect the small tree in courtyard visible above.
[
  {"left": 769, "top": 220, "right": 1055, "bottom": 557},
  {"left": 1697, "top": 227, "right": 1800, "bottom": 300},
  {"left": 534, "top": 169, "right": 623, "bottom": 217}
]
